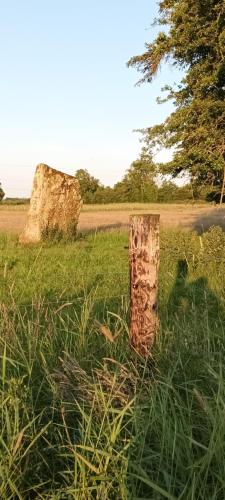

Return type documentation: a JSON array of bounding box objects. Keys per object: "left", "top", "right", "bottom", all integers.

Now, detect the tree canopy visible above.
[
  {"left": 74, "top": 152, "right": 211, "bottom": 204},
  {"left": 114, "top": 149, "right": 158, "bottom": 202},
  {"left": 75, "top": 169, "right": 102, "bottom": 203},
  {"left": 75, "top": 151, "right": 158, "bottom": 204},
  {"left": 128, "top": 0, "right": 225, "bottom": 201}
]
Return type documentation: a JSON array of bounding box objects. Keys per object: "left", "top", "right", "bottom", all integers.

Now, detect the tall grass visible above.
[{"left": 0, "top": 227, "right": 225, "bottom": 498}]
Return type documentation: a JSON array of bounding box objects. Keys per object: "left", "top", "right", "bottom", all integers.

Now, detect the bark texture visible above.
[
  {"left": 129, "top": 214, "right": 160, "bottom": 357},
  {"left": 20, "top": 164, "right": 82, "bottom": 243}
]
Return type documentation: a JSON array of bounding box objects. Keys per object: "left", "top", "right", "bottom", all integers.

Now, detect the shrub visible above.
[{"left": 0, "top": 183, "right": 5, "bottom": 202}]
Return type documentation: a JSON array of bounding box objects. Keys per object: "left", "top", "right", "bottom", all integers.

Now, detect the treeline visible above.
[
  {"left": 0, "top": 183, "right": 4, "bottom": 202},
  {"left": 1, "top": 197, "right": 30, "bottom": 205},
  {"left": 75, "top": 155, "right": 220, "bottom": 204}
]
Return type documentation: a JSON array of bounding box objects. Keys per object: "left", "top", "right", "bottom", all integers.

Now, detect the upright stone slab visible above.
[{"left": 20, "top": 164, "right": 82, "bottom": 243}]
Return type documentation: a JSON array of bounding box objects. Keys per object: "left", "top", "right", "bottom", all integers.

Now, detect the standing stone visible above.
[{"left": 20, "top": 164, "right": 82, "bottom": 243}]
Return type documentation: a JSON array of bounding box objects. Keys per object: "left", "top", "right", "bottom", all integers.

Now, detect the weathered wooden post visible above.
[{"left": 129, "top": 214, "right": 160, "bottom": 357}]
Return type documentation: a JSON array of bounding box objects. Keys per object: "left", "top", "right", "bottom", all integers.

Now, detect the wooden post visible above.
[{"left": 129, "top": 214, "right": 160, "bottom": 357}]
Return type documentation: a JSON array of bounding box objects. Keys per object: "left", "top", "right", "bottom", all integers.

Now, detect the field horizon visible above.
[{"left": 1, "top": 202, "right": 225, "bottom": 235}]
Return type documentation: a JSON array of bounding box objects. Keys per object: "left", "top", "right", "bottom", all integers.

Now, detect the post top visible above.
[{"left": 129, "top": 213, "right": 160, "bottom": 220}]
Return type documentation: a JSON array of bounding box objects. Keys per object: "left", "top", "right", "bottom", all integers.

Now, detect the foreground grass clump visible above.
[{"left": 0, "top": 227, "right": 225, "bottom": 498}]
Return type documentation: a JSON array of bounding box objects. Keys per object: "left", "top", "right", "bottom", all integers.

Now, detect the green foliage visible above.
[
  {"left": 89, "top": 185, "right": 116, "bottom": 204},
  {"left": 74, "top": 154, "right": 218, "bottom": 205},
  {"left": 75, "top": 169, "right": 102, "bottom": 203},
  {"left": 0, "top": 228, "right": 225, "bottom": 497},
  {"left": 128, "top": 0, "right": 225, "bottom": 191},
  {"left": 0, "top": 183, "right": 5, "bottom": 202},
  {"left": 2, "top": 197, "right": 30, "bottom": 205},
  {"left": 157, "top": 181, "right": 177, "bottom": 203},
  {"left": 75, "top": 151, "right": 158, "bottom": 204},
  {"left": 201, "top": 225, "right": 225, "bottom": 260},
  {"left": 158, "top": 180, "right": 194, "bottom": 202},
  {"left": 115, "top": 149, "right": 158, "bottom": 202}
]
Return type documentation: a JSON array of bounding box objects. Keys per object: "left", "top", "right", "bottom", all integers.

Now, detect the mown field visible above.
[
  {"left": 1, "top": 202, "right": 225, "bottom": 234},
  {"left": 0, "top": 225, "right": 225, "bottom": 499}
]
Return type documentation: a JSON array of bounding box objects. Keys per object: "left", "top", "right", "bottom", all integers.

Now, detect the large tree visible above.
[
  {"left": 128, "top": 0, "right": 225, "bottom": 202},
  {"left": 0, "top": 183, "right": 5, "bottom": 202}
]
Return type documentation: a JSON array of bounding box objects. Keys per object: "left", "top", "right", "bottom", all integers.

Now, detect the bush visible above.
[
  {"left": 158, "top": 181, "right": 194, "bottom": 203},
  {"left": 2, "top": 197, "right": 30, "bottom": 205},
  {"left": 0, "top": 183, "right": 5, "bottom": 202}
]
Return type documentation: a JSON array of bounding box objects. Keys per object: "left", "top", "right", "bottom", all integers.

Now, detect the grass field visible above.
[
  {"left": 0, "top": 226, "right": 225, "bottom": 498},
  {"left": 1, "top": 202, "right": 225, "bottom": 234}
]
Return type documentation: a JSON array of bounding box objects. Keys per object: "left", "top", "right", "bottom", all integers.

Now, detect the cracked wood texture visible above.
[{"left": 129, "top": 214, "right": 160, "bottom": 357}]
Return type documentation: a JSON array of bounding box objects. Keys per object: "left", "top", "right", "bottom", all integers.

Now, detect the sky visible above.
[{"left": 0, "top": 0, "right": 182, "bottom": 198}]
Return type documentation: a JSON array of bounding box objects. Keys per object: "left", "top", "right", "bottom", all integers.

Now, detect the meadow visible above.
[
  {"left": 0, "top": 226, "right": 225, "bottom": 498},
  {"left": 1, "top": 202, "right": 225, "bottom": 235}
]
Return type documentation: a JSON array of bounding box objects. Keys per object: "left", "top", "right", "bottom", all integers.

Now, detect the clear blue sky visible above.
[{"left": 0, "top": 0, "right": 181, "bottom": 197}]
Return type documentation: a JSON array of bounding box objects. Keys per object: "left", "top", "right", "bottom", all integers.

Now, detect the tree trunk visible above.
[{"left": 129, "top": 214, "right": 160, "bottom": 358}]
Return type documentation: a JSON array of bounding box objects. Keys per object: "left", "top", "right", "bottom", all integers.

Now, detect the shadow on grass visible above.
[
  {"left": 192, "top": 207, "right": 225, "bottom": 233},
  {"left": 130, "top": 262, "right": 225, "bottom": 499},
  {"left": 167, "top": 259, "right": 221, "bottom": 321},
  {"left": 158, "top": 258, "right": 225, "bottom": 385}
]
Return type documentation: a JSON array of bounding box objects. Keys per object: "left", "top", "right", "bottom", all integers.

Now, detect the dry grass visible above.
[
  {"left": 1, "top": 202, "right": 225, "bottom": 234},
  {"left": 81, "top": 202, "right": 207, "bottom": 212}
]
